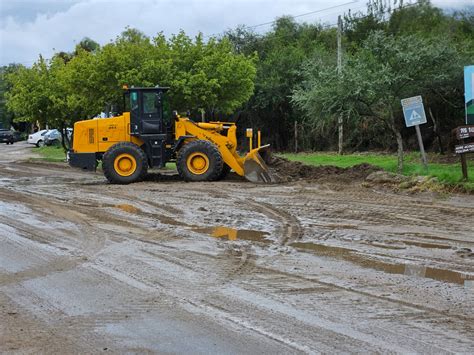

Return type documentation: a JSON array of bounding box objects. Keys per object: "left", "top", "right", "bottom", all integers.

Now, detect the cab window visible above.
[
  {"left": 130, "top": 92, "right": 139, "bottom": 112},
  {"left": 143, "top": 92, "right": 158, "bottom": 114}
]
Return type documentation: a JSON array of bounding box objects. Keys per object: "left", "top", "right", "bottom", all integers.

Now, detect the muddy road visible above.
[{"left": 1, "top": 142, "right": 473, "bottom": 353}]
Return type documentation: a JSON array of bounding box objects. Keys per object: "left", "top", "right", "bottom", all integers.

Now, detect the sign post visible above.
[
  {"left": 401, "top": 95, "right": 428, "bottom": 169},
  {"left": 454, "top": 125, "right": 474, "bottom": 180}
]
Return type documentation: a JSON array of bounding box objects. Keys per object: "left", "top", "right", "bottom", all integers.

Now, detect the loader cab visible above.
[
  {"left": 124, "top": 86, "right": 173, "bottom": 168},
  {"left": 125, "top": 87, "right": 172, "bottom": 136}
]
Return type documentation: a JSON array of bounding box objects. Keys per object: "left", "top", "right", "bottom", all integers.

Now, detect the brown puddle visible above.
[
  {"left": 402, "top": 240, "right": 452, "bottom": 249},
  {"left": 194, "top": 226, "right": 270, "bottom": 242},
  {"left": 115, "top": 204, "right": 140, "bottom": 214},
  {"left": 291, "top": 242, "right": 471, "bottom": 285},
  {"left": 366, "top": 242, "right": 407, "bottom": 250},
  {"left": 113, "top": 204, "right": 186, "bottom": 226},
  {"left": 368, "top": 240, "right": 452, "bottom": 250}
]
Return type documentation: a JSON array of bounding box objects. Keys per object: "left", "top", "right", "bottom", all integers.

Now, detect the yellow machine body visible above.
[
  {"left": 70, "top": 86, "right": 274, "bottom": 183},
  {"left": 72, "top": 112, "right": 143, "bottom": 153}
]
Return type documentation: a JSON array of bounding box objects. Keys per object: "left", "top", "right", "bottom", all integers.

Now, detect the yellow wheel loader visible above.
[{"left": 68, "top": 86, "right": 275, "bottom": 184}]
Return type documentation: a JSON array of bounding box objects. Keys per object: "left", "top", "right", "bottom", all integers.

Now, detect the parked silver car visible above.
[{"left": 44, "top": 128, "right": 73, "bottom": 146}]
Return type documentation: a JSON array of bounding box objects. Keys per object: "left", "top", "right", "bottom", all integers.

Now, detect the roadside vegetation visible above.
[
  {"left": 32, "top": 146, "right": 66, "bottom": 162},
  {"left": 283, "top": 152, "right": 474, "bottom": 192}
]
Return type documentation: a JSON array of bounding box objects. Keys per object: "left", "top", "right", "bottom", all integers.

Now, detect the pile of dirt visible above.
[{"left": 263, "top": 154, "right": 380, "bottom": 183}]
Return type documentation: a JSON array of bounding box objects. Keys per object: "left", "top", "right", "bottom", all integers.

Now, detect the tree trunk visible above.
[
  {"left": 428, "top": 106, "right": 444, "bottom": 154},
  {"left": 395, "top": 130, "right": 403, "bottom": 173},
  {"left": 294, "top": 120, "right": 298, "bottom": 153},
  {"left": 388, "top": 107, "right": 404, "bottom": 173}
]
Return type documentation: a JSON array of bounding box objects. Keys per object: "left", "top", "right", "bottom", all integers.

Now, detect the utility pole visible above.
[
  {"left": 294, "top": 120, "right": 298, "bottom": 153},
  {"left": 337, "top": 15, "right": 343, "bottom": 155}
]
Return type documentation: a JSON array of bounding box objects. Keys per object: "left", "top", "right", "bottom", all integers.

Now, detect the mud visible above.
[
  {"left": 291, "top": 242, "right": 471, "bottom": 285},
  {"left": 0, "top": 142, "right": 473, "bottom": 353},
  {"left": 264, "top": 153, "right": 380, "bottom": 182}
]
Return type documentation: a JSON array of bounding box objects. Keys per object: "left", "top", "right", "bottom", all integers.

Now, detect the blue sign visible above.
[{"left": 401, "top": 96, "right": 427, "bottom": 127}]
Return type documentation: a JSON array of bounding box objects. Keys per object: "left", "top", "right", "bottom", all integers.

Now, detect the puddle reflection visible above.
[
  {"left": 291, "top": 242, "right": 471, "bottom": 285},
  {"left": 194, "top": 226, "right": 270, "bottom": 242},
  {"left": 115, "top": 204, "right": 139, "bottom": 214}
]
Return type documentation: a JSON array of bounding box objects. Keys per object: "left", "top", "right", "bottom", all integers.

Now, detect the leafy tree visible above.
[
  {"left": 0, "top": 64, "right": 22, "bottom": 128},
  {"left": 293, "top": 31, "right": 460, "bottom": 171},
  {"left": 226, "top": 17, "right": 333, "bottom": 149},
  {"left": 6, "top": 57, "right": 52, "bottom": 128},
  {"left": 5, "top": 28, "right": 257, "bottom": 147}
]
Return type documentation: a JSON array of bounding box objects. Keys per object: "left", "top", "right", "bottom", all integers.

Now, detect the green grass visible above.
[
  {"left": 34, "top": 146, "right": 67, "bottom": 162},
  {"left": 282, "top": 152, "right": 474, "bottom": 192}
]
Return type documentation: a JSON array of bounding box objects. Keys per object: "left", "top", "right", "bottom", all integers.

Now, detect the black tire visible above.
[
  {"left": 36, "top": 140, "right": 44, "bottom": 147},
  {"left": 102, "top": 142, "right": 148, "bottom": 184},
  {"left": 177, "top": 140, "right": 223, "bottom": 182},
  {"left": 217, "top": 164, "right": 231, "bottom": 180}
]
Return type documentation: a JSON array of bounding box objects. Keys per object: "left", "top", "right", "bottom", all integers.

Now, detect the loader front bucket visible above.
[{"left": 243, "top": 145, "right": 277, "bottom": 183}]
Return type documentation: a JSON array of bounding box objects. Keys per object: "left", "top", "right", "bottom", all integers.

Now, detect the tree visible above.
[
  {"left": 293, "top": 31, "right": 460, "bottom": 171},
  {"left": 226, "top": 17, "right": 332, "bottom": 149},
  {"left": 5, "top": 57, "right": 52, "bottom": 129},
  {"left": 0, "top": 64, "right": 22, "bottom": 128},
  {"left": 5, "top": 28, "right": 257, "bottom": 147}
]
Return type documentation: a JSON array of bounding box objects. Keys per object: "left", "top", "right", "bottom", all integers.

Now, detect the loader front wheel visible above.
[
  {"left": 217, "top": 164, "right": 231, "bottom": 180},
  {"left": 103, "top": 142, "right": 148, "bottom": 184},
  {"left": 177, "top": 140, "right": 223, "bottom": 182}
]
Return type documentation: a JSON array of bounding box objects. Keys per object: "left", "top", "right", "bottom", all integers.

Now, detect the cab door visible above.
[
  {"left": 142, "top": 90, "right": 164, "bottom": 134},
  {"left": 134, "top": 90, "right": 163, "bottom": 135}
]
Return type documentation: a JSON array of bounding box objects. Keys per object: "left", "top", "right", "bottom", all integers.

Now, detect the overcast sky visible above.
[{"left": 0, "top": 0, "right": 472, "bottom": 66}]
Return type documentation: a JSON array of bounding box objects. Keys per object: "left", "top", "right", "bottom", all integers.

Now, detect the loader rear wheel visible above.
[
  {"left": 177, "top": 140, "right": 223, "bottom": 182},
  {"left": 103, "top": 142, "right": 148, "bottom": 184}
]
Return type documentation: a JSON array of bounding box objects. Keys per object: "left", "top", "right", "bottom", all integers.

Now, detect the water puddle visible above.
[
  {"left": 366, "top": 242, "right": 406, "bottom": 250},
  {"left": 402, "top": 240, "right": 451, "bottom": 249},
  {"left": 110, "top": 203, "right": 190, "bottom": 228},
  {"left": 291, "top": 242, "right": 472, "bottom": 285},
  {"left": 193, "top": 226, "right": 270, "bottom": 242},
  {"left": 368, "top": 240, "right": 452, "bottom": 250},
  {"left": 115, "top": 204, "right": 140, "bottom": 214}
]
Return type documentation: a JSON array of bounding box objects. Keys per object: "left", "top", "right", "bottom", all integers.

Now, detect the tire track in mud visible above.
[
  {"left": 72, "top": 181, "right": 472, "bottom": 290},
  {"left": 0, "top": 188, "right": 105, "bottom": 256},
  {"left": 57, "top": 241, "right": 472, "bottom": 353},
  {"left": 246, "top": 200, "right": 303, "bottom": 245},
  {"left": 134, "top": 239, "right": 473, "bottom": 324},
  {"left": 2, "top": 155, "right": 473, "bottom": 352},
  {"left": 256, "top": 186, "right": 474, "bottom": 263}
]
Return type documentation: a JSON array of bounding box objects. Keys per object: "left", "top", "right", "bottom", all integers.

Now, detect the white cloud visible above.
[{"left": 0, "top": 0, "right": 472, "bottom": 65}]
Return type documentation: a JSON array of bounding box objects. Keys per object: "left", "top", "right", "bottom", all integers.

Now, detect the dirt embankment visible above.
[{"left": 264, "top": 154, "right": 380, "bottom": 183}]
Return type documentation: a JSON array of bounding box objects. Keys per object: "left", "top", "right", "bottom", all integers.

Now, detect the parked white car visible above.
[{"left": 27, "top": 130, "right": 49, "bottom": 147}]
